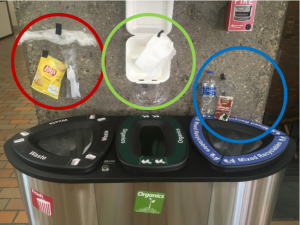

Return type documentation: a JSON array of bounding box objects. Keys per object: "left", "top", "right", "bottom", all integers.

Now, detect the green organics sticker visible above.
[{"left": 134, "top": 191, "right": 165, "bottom": 214}]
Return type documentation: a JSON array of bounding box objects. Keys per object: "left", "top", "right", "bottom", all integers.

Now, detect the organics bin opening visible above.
[{"left": 139, "top": 126, "right": 165, "bottom": 157}]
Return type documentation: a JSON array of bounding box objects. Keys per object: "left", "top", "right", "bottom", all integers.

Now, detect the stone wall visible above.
[{"left": 14, "top": 1, "right": 288, "bottom": 123}]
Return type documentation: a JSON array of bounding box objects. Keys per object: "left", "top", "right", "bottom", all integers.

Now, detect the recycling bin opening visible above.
[
  {"left": 190, "top": 115, "right": 290, "bottom": 171},
  {"left": 203, "top": 119, "right": 273, "bottom": 156}
]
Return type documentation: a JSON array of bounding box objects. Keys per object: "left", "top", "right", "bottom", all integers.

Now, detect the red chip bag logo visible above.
[
  {"left": 43, "top": 65, "right": 57, "bottom": 76},
  {"left": 31, "top": 188, "right": 53, "bottom": 216}
]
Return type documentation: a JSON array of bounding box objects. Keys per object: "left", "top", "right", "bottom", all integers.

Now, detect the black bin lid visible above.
[{"left": 7, "top": 115, "right": 113, "bottom": 174}]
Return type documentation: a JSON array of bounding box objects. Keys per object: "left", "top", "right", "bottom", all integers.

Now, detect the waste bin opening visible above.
[
  {"left": 139, "top": 126, "right": 165, "bottom": 157},
  {"left": 38, "top": 128, "right": 93, "bottom": 157},
  {"left": 203, "top": 120, "right": 274, "bottom": 156}
]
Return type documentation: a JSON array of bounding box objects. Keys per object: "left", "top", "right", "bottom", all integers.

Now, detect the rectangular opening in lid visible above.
[{"left": 139, "top": 126, "right": 165, "bottom": 157}]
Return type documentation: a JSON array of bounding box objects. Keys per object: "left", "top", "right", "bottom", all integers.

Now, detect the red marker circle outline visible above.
[{"left": 11, "top": 13, "right": 104, "bottom": 110}]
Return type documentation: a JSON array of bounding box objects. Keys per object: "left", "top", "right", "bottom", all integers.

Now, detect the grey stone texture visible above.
[{"left": 14, "top": 1, "right": 288, "bottom": 123}]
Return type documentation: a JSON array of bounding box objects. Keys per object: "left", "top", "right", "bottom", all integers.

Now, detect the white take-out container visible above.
[{"left": 126, "top": 0, "right": 174, "bottom": 84}]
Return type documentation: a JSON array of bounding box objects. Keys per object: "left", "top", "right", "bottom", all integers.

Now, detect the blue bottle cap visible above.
[{"left": 207, "top": 71, "right": 213, "bottom": 74}]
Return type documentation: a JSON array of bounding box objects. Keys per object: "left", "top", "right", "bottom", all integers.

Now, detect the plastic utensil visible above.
[{"left": 67, "top": 66, "right": 79, "bottom": 98}]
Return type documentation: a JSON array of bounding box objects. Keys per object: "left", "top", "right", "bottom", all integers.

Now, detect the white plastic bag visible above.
[{"left": 135, "top": 31, "right": 176, "bottom": 77}]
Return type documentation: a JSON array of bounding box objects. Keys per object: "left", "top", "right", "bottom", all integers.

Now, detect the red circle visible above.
[{"left": 11, "top": 13, "right": 104, "bottom": 110}]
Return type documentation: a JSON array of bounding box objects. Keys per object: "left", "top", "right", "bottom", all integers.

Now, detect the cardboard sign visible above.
[
  {"left": 215, "top": 96, "right": 233, "bottom": 121},
  {"left": 226, "top": 0, "right": 257, "bottom": 31},
  {"left": 31, "top": 188, "right": 53, "bottom": 217}
]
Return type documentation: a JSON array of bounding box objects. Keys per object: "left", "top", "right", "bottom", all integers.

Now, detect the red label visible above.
[
  {"left": 226, "top": 0, "right": 257, "bottom": 31},
  {"left": 43, "top": 65, "right": 57, "bottom": 76},
  {"left": 214, "top": 96, "right": 233, "bottom": 121},
  {"left": 31, "top": 188, "right": 53, "bottom": 217}
]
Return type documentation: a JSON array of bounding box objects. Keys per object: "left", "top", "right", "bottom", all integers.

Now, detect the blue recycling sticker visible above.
[
  {"left": 190, "top": 116, "right": 222, "bottom": 163},
  {"left": 221, "top": 135, "right": 289, "bottom": 165}
]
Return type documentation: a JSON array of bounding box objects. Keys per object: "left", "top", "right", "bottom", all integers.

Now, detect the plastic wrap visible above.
[
  {"left": 18, "top": 29, "right": 97, "bottom": 47},
  {"left": 130, "top": 83, "right": 170, "bottom": 106},
  {"left": 62, "top": 48, "right": 81, "bottom": 99}
]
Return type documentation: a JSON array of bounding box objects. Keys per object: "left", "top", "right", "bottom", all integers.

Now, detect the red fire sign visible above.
[
  {"left": 226, "top": 0, "right": 257, "bottom": 31},
  {"left": 31, "top": 188, "right": 53, "bottom": 217}
]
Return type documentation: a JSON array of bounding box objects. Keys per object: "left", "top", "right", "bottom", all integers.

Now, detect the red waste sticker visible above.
[{"left": 31, "top": 188, "right": 53, "bottom": 217}]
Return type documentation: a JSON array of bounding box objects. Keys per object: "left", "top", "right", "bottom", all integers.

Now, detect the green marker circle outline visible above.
[{"left": 101, "top": 13, "right": 196, "bottom": 110}]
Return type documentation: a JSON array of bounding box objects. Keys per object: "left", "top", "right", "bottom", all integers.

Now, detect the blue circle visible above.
[{"left": 193, "top": 46, "right": 287, "bottom": 144}]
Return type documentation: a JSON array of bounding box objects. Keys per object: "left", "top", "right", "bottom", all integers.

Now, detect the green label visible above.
[{"left": 134, "top": 191, "right": 165, "bottom": 214}]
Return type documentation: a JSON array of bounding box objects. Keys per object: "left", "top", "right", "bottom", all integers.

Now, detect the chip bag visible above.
[{"left": 31, "top": 54, "right": 67, "bottom": 99}]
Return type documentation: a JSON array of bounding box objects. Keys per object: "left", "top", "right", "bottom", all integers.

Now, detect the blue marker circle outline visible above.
[{"left": 193, "top": 46, "right": 287, "bottom": 144}]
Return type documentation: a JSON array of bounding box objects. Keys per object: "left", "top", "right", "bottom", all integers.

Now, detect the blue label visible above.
[
  {"left": 202, "top": 86, "right": 216, "bottom": 96},
  {"left": 221, "top": 135, "right": 289, "bottom": 165},
  {"left": 190, "top": 116, "right": 222, "bottom": 163}
]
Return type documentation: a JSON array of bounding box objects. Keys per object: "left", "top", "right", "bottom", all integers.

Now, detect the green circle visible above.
[{"left": 101, "top": 13, "right": 196, "bottom": 110}]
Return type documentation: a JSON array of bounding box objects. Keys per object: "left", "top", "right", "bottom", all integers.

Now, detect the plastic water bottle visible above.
[{"left": 200, "top": 71, "right": 216, "bottom": 115}]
